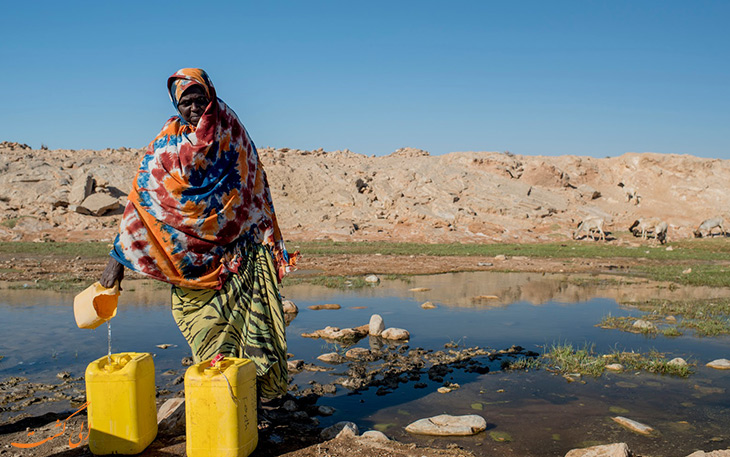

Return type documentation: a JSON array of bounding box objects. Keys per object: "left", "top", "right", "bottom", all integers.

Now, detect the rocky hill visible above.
[{"left": 1, "top": 141, "right": 728, "bottom": 244}]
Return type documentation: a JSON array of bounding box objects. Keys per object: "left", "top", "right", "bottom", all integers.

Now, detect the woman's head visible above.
[{"left": 167, "top": 68, "right": 216, "bottom": 126}]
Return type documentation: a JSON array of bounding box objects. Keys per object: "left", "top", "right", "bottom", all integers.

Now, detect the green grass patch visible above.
[
  {"left": 517, "top": 342, "right": 694, "bottom": 377},
  {"left": 290, "top": 240, "right": 730, "bottom": 262},
  {"left": 282, "top": 275, "right": 372, "bottom": 289},
  {"left": 7, "top": 278, "right": 91, "bottom": 291},
  {"left": 636, "top": 264, "right": 730, "bottom": 287},
  {"left": 609, "top": 298, "right": 730, "bottom": 337},
  {"left": 0, "top": 241, "right": 112, "bottom": 257}
]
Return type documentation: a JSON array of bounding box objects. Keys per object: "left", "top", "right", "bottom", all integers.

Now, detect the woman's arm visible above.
[{"left": 100, "top": 257, "right": 124, "bottom": 289}]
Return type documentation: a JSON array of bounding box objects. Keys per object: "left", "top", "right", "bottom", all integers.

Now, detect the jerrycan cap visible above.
[
  {"left": 103, "top": 353, "right": 133, "bottom": 372},
  {"left": 203, "top": 354, "right": 232, "bottom": 377}
]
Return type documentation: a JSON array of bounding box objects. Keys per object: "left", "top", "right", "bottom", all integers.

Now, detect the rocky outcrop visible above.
[{"left": 2, "top": 143, "right": 730, "bottom": 243}]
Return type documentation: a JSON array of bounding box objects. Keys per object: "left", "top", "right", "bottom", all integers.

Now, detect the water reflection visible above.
[{"left": 1, "top": 271, "right": 730, "bottom": 457}]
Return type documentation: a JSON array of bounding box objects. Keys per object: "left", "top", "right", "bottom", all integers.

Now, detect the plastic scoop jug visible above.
[{"left": 74, "top": 281, "right": 119, "bottom": 329}]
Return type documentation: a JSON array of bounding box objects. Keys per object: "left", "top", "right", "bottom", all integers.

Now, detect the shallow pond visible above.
[{"left": 1, "top": 271, "right": 729, "bottom": 456}]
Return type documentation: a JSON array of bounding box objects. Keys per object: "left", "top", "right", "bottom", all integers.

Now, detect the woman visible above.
[{"left": 100, "top": 68, "right": 297, "bottom": 400}]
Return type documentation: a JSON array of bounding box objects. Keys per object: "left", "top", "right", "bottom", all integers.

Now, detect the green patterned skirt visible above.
[{"left": 171, "top": 243, "right": 288, "bottom": 399}]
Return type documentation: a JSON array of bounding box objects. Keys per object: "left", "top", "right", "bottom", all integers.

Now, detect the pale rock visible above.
[
  {"left": 364, "top": 274, "right": 380, "bottom": 283},
  {"left": 321, "top": 421, "right": 359, "bottom": 440},
  {"left": 69, "top": 172, "right": 94, "bottom": 205},
  {"left": 361, "top": 430, "right": 390, "bottom": 441},
  {"left": 668, "top": 357, "right": 688, "bottom": 367},
  {"left": 565, "top": 442, "right": 630, "bottom": 457},
  {"left": 369, "top": 314, "right": 385, "bottom": 336},
  {"left": 308, "top": 303, "right": 341, "bottom": 310},
  {"left": 420, "top": 301, "right": 437, "bottom": 309},
  {"left": 345, "top": 347, "right": 372, "bottom": 360},
  {"left": 301, "top": 325, "right": 369, "bottom": 342},
  {"left": 666, "top": 315, "right": 677, "bottom": 323},
  {"left": 381, "top": 327, "right": 410, "bottom": 340},
  {"left": 494, "top": 254, "right": 507, "bottom": 261},
  {"left": 405, "top": 414, "right": 487, "bottom": 436},
  {"left": 282, "top": 300, "right": 298, "bottom": 314},
  {"left": 611, "top": 416, "right": 654, "bottom": 435},
  {"left": 287, "top": 359, "right": 304, "bottom": 372},
  {"left": 409, "top": 287, "right": 431, "bottom": 292},
  {"left": 157, "top": 398, "right": 185, "bottom": 433},
  {"left": 632, "top": 319, "right": 656, "bottom": 331},
  {"left": 77, "top": 193, "right": 119, "bottom": 216},
  {"left": 706, "top": 359, "right": 730, "bottom": 370},
  {"left": 683, "top": 268, "right": 692, "bottom": 274},
  {"left": 685, "top": 449, "right": 730, "bottom": 457},
  {"left": 317, "top": 352, "right": 345, "bottom": 364},
  {"left": 605, "top": 364, "right": 624, "bottom": 372},
  {"left": 666, "top": 246, "right": 674, "bottom": 251}
]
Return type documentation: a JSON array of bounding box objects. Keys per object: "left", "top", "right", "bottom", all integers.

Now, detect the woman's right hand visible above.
[{"left": 100, "top": 258, "right": 124, "bottom": 289}]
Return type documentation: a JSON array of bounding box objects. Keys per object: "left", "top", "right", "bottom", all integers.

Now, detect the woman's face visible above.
[{"left": 177, "top": 86, "right": 210, "bottom": 126}]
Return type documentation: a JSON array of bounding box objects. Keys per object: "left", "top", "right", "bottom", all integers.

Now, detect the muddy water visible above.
[{"left": 2, "top": 272, "right": 730, "bottom": 456}]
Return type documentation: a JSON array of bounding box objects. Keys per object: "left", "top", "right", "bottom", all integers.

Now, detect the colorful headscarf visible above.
[{"left": 111, "top": 68, "right": 297, "bottom": 289}]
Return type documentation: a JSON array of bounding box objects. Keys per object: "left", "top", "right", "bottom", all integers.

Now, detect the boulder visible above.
[
  {"left": 361, "top": 430, "right": 390, "bottom": 441},
  {"left": 321, "top": 421, "right": 359, "bottom": 440},
  {"left": 381, "top": 327, "right": 410, "bottom": 340},
  {"left": 282, "top": 300, "right": 298, "bottom": 314},
  {"left": 706, "top": 359, "right": 730, "bottom": 370},
  {"left": 405, "top": 414, "right": 486, "bottom": 436},
  {"left": 369, "top": 314, "right": 385, "bottom": 336},
  {"left": 317, "top": 352, "right": 345, "bottom": 364},
  {"left": 565, "top": 442, "right": 630, "bottom": 457},
  {"left": 69, "top": 172, "right": 94, "bottom": 205},
  {"left": 77, "top": 193, "right": 119, "bottom": 216}
]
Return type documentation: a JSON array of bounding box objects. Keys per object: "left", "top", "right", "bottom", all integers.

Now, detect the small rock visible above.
[
  {"left": 181, "top": 357, "right": 194, "bottom": 366},
  {"left": 632, "top": 319, "right": 657, "bottom": 331},
  {"left": 282, "top": 400, "right": 298, "bottom": 412},
  {"left": 666, "top": 246, "right": 674, "bottom": 251},
  {"left": 409, "top": 287, "right": 431, "bottom": 292},
  {"left": 287, "top": 359, "right": 304, "bottom": 371},
  {"left": 665, "top": 315, "right": 677, "bottom": 323},
  {"left": 668, "top": 357, "right": 688, "bottom": 367},
  {"left": 364, "top": 274, "right": 380, "bottom": 283},
  {"left": 345, "top": 347, "right": 372, "bottom": 360},
  {"left": 565, "top": 442, "right": 630, "bottom": 457},
  {"left": 472, "top": 295, "right": 500, "bottom": 301},
  {"left": 317, "top": 405, "right": 336, "bottom": 416},
  {"left": 477, "top": 262, "right": 493, "bottom": 267},
  {"left": 321, "top": 421, "right": 359, "bottom": 440},
  {"left": 369, "top": 314, "right": 385, "bottom": 336},
  {"left": 405, "top": 414, "right": 486, "bottom": 436},
  {"left": 317, "top": 353, "right": 345, "bottom": 364},
  {"left": 605, "top": 364, "right": 624, "bottom": 372},
  {"left": 706, "top": 359, "right": 730, "bottom": 370},
  {"left": 612, "top": 416, "right": 654, "bottom": 435},
  {"left": 56, "top": 371, "right": 71, "bottom": 379},
  {"left": 282, "top": 300, "right": 298, "bottom": 314},
  {"left": 156, "top": 344, "right": 173, "bottom": 349},
  {"left": 437, "top": 383, "right": 459, "bottom": 394},
  {"left": 361, "top": 430, "right": 389, "bottom": 441},
  {"left": 420, "top": 301, "right": 437, "bottom": 309},
  {"left": 335, "top": 423, "right": 358, "bottom": 439},
  {"left": 682, "top": 268, "right": 692, "bottom": 274},
  {"left": 494, "top": 254, "right": 507, "bottom": 261},
  {"left": 308, "top": 303, "right": 341, "bottom": 310},
  {"left": 381, "top": 327, "right": 410, "bottom": 340}
]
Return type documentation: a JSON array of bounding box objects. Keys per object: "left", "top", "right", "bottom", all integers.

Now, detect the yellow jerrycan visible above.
[
  {"left": 85, "top": 352, "right": 157, "bottom": 455},
  {"left": 184, "top": 357, "right": 258, "bottom": 457},
  {"left": 73, "top": 281, "right": 119, "bottom": 329}
]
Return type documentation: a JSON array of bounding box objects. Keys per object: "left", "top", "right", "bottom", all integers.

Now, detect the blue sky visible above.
[{"left": 1, "top": 1, "right": 728, "bottom": 158}]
